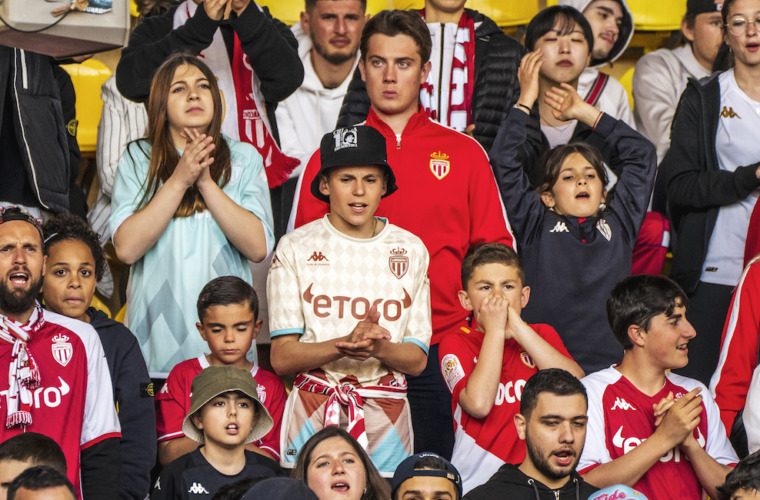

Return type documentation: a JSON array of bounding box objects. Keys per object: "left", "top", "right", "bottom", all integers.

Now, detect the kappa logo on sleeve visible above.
[{"left": 441, "top": 354, "right": 465, "bottom": 391}]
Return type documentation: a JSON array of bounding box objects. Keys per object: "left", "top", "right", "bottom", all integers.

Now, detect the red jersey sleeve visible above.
[
  {"left": 292, "top": 149, "right": 329, "bottom": 229},
  {"left": 254, "top": 369, "right": 288, "bottom": 461},
  {"left": 155, "top": 364, "right": 191, "bottom": 442},
  {"left": 439, "top": 329, "right": 478, "bottom": 404},
  {"left": 467, "top": 146, "right": 514, "bottom": 249},
  {"left": 710, "top": 260, "right": 760, "bottom": 433}
]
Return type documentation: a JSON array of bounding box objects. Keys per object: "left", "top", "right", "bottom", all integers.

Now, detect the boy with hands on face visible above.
[{"left": 438, "top": 243, "right": 583, "bottom": 493}]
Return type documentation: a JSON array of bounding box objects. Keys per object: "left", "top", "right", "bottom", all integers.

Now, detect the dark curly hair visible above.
[{"left": 42, "top": 214, "right": 106, "bottom": 282}]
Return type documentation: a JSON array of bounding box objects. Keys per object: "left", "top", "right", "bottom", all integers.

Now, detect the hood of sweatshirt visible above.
[{"left": 556, "top": 0, "right": 633, "bottom": 67}]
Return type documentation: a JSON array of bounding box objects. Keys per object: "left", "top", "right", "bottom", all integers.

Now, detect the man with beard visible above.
[
  {"left": 276, "top": 0, "right": 368, "bottom": 184},
  {"left": 0, "top": 207, "right": 120, "bottom": 499},
  {"left": 464, "top": 369, "right": 599, "bottom": 499}
]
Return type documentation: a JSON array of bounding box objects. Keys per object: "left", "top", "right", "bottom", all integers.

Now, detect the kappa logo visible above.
[
  {"left": 160, "top": 383, "right": 169, "bottom": 394},
  {"left": 597, "top": 219, "right": 612, "bottom": 241},
  {"left": 153, "top": 478, "right": 161, "bottom": 491},
  {"left": 307, "top": 251, "right": 329, "bottom": 263},
  {"left": 429, "top": 151, "right": 450, "bottom": 180},
  {"left": 549, "top": 221, "right": 569, "bottom": 233},
  {"left": 389, "top": 247, "right": 409, "bottom": 279},
  {"left": 611, "top": 397, "right": 636, "bottom": 411},
  {"left": 51, "top": 334, "right": 73, "bottom": 367},
  {"left": 721, "top": 106, "right": 741, "bottom": 119},
  {"left": 188, "top": 482, "right": 209, "bottom": 495}
]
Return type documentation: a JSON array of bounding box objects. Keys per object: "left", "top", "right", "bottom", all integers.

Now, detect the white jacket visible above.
[
  {"left": 275, "top": 24, "right": 359, "bottom": 179},
  {"left": 632, "top": 45, "right": 712, "bottom": 164}
]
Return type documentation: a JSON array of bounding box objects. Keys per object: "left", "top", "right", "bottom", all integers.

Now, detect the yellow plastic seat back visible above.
[
  {"left": 90, "top": 295, "right": 112, "bottom": 319},
  {"left": 60, "top": 59, "right": 112, "bottom": 154},
  {"left": 259, "top": 0, "right": 394, "bottom": 25},
  {"left": 618, "top": 66, "right": 634, "bottom": 110},
  {"left": 115, "top": 304, "right": 127, "bottom": 324},
  {"left": 628, "top": 0, "right": 685, "bottom": 31}
]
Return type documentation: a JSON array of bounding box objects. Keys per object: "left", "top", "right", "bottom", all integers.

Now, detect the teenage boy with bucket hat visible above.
[{"left": 151, "top": 366, "right": 282, "bottom": 499}]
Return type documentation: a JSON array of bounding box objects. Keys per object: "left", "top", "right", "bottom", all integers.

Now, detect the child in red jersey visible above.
[
  {"left": 579, "top": 275, "right": 737, "bottom": 499},
  {"left": 439, "top": 243, "right": 583, "bottom": 493},
  {"left": 155, "top": 276, "right": 286, "bottom": 466}
]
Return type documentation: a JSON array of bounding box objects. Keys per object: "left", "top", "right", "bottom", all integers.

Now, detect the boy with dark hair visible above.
[
  {"left": 152, "top": 366, "right": 282, "bottom": 499},
  {"left": 155, "top": 276, "right": 286, "bottom": 466},
  {"left": 465, "top": 369, "right": 598, "bottom": 499},
  {"left": 270, "top": 125, "right": 432, "bottom": 475},
  {"left": 7, "top": 466, "right": 75, "bottom": 500},
  {"left": 291, "top": 8, "right": 512, "bottom": 461},
  {"left": 391, "top": 452, "right": 462, "bottom": 500},
  {"left": 41, "top": 213, "right": 156, "bottom": 500},
  {"left": 579, "top": 275, "right": 737, "bottom": 499},
  {"left": 0, "top": 434, "right": 67, "bottom": 500},
  {"left": 717, "top": 450, "right": 760, "bottom": 500},
  {"left": 439, "top": 243, "right": 583, "bottom": 492}
]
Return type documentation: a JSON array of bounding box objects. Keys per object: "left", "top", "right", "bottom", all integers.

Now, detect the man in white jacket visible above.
[
  {"left": 275, "top": 0, "right": 367, "bottom": 181},
  {"left": 632, "top": 0, "right": 723, "bottom": 164},
  {"left": 557, "top": 0, "right": 635, "bottom": 127}
]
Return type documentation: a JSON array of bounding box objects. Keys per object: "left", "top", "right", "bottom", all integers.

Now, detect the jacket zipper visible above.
[
  {"left": 396, "top": 133, "right": 401, "bottom": 149},
  {"left": 13, "top": 48, "right": 48, "bottom": 210},
  {"left": 554, "top": 491, "right": 560, "bottom": 499}
]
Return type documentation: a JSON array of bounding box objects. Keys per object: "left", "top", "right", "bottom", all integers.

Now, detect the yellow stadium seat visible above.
[
  {"left": 618, "top": 66, "right": 634, "bottom": 110},
  {"left": 628, "top": 0, "right": 685, "bottom": 31},
  {"left": 259, "top": 0, "right": 393, "bottom": 24},
  {"left": 90, "top": 295, "right": 112, "bottom": 318},
  {"left": 393, "top": 0, "right": 539, "bottom": 26},
  {"left": 115, "top": 304, "right": 127, "bottom": 324},
  {"left": 60, "top": 59, "right": 112, "bottom": 154}
]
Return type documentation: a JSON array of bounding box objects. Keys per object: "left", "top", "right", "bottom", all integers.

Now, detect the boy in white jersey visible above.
[
  {"left": 268, "top": 125, "right": 432, "bottom": 476},
  {"left": 578, "top": 275, "right": 737, "bottom": 499}
]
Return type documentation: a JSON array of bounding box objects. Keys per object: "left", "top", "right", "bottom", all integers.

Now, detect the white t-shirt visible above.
[{"left": 701, "top": 70, "right": 760, "bottom": 286}]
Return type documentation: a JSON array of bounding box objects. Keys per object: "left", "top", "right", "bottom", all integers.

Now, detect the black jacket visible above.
[
  {"left": 88, "top": 307, "right": 156, "bottom": 500},
  {"left": 336, "top": 9, "right": 542, "bottom": 156},
  {"left": 0, "top": 47, "right": 72, "bottom": 213},
  {"left": 115, "top": 3, "right": 303, "bottom": 144},
  {"left": 464, "top": 464, "right": 599, "bottom": 500},
  {"left": 662, "top": 73, "right": 760, "bottom": 294},
  {"left": 491, "top": 110, "right": 656, "bottom": 373}
]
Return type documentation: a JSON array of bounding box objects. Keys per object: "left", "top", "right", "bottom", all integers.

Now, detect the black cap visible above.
[
  {"left": 687, "top": 0, "right": 723, "bottom": 15},
  {"left": 391, "top": 453, "right": 462, "bottom": 498},
  {"left": 0, "top": 206, "right": 43, "bottom": 240},
  {"left": 310, "top": 126, "right": 398, "bottom": 203}
]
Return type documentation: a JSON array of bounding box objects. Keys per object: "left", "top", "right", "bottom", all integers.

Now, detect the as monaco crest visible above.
[
  {"left": 389, "top": 247, "right": 409, "bottom": 279},
  {"left": 51, "top": 334, "right": 73, "bottom": 367},
  {"left": 429, "top": 151, "right": 450, "bottom": 180}
]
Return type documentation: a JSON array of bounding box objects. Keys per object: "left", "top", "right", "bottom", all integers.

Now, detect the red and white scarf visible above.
[
  {"left": 294, "top": 372, "right": 407, "bottom": 450},
  {"left": 174, "top": 2, "right": 299, "bottom": 188},
  {"left": 0, "top": 304, "right": 43, "bottom": 428},
  {"left": 419, "top": 10, "right": 476, "bottom": 132}
]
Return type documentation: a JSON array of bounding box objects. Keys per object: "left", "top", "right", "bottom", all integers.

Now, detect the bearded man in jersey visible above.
[
  {"left": 578, "top": 275, "right": 736, "bottom": 499},
  {"left": 290, "top": 9, "right": 513, "bottom": 459},
  {"left": 0, "top": 207, "right": 120, "bottom": 498}
]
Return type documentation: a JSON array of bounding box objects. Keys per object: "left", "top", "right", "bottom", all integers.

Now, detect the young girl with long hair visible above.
[
  {"left": 489, "top": 49, "right": 656, "bottom": 374},
  {"left": 110, "top": 53, "right": 273, "bottom": 377},
  {"left": 662, "top": 0, "right": 760, "bottom": 384}
]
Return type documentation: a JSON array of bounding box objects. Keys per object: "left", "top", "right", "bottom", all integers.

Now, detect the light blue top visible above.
[{"left": 110, "top": 136, "right": 274, "bottom": 375}]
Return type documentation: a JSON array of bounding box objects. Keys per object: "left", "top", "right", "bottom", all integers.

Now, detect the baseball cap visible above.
[
  {"left": 0, "top": 206, "right": 43, "bottom": 239},
  {"left": 310, "top": 125, "right": 398, "bottom": 203},
  {"left": 686, "top": 0, "right": 723, "bottom": 15},
  {"left": 181, "top": 366, "right": 274, "bottom": 444},
  {"left": 589, "top": 485, "right": 649, "bottom": 499},
  {"left": 391, "top": 453, "right": 462, "bottom": 498}
]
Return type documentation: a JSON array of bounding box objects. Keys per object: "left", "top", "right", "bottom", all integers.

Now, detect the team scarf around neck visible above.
[
  {"left": 0, "top": 303, "right": 43, "bottom": 428},
  {"left": 174, "top": 2, "right": 299, "bottom": 188},
  {"left": 419, "top": 9, "right": 475, "bottom": 132}
]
